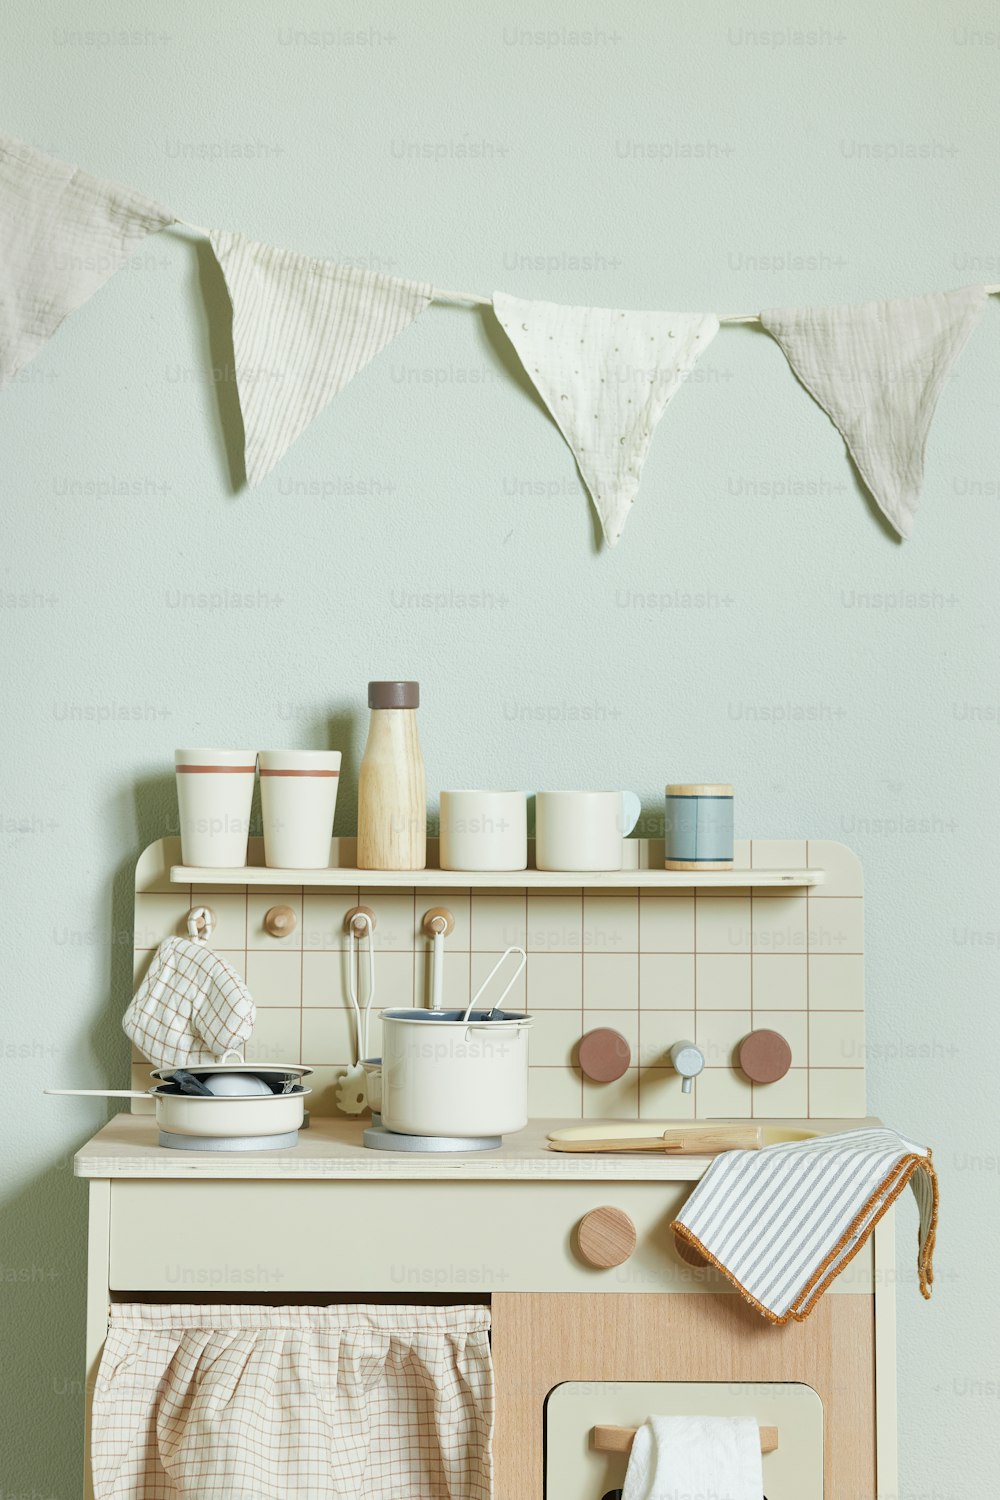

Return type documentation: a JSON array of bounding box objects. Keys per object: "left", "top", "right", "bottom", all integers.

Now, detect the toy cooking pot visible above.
[
  {"left": 373, "top": 945, "right": 531, "bottom": 1140},
  {"left": 46, "top": 1062, "right": 313, "bottom": 1149},
  {"left": 376, "top": 1007, "right": 532, "bottom": 1139}
]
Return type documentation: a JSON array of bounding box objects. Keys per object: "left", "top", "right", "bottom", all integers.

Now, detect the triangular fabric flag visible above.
[
  {"left": 759, "top": 286, "right": 987, "bottom": 538},
  {"left": 0, "top": 134, "right": 173, "bottom": 387},
  {"left": 492, "top": 292, "right": 719, "bottom": 545},
  {"left": 209, "top": 231, "right": 433, "bottom": 485}
]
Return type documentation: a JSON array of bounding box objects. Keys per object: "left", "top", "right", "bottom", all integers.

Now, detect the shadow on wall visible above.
[
  {"left": 190, "top": 234, "right": 246, "bottom": 494},
  {"left": 0, "top": 1161, "right": 89, "bottom": 1496},
  {"left": 0, "top": 708, "right": 361, "bottom": 1494}
]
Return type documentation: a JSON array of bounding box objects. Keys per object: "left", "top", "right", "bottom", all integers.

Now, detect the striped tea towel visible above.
[{"left": 672, "top": 1127, "right": 938, "bottom": 1324}]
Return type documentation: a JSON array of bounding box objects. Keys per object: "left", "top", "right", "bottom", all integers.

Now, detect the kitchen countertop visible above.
[{"left": 74, "top": 1114, "right": 881, "bottom": 1182}]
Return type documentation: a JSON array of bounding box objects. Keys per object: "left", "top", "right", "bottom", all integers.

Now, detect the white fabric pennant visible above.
[
  {"left": 493, "top": 292, "right": 719, "bottom": 545},
  {"left": 760, "top": 286, "right": 986, "bottom": 538},
  {"left": 0, "top": 134, "right": 173, "bottom": 387},
  {"left": 209, "top": 231, "right": 433, "bottom": 485}
]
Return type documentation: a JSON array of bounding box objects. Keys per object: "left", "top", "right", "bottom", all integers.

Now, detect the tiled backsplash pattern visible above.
[{"left": 132, "top": 838, "right": 864, "bottom": 1119}]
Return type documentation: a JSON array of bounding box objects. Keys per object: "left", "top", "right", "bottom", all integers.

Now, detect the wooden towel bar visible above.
[{"left": 592, "top": 1423, "right": 779, "bottom": 1455}]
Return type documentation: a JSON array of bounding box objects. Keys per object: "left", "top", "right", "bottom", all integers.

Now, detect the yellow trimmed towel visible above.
[{"left": 672, "top": 1127, "right": 938, "bottom": 1323}]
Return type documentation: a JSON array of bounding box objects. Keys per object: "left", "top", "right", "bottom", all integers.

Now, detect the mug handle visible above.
[{"left": 621, "top": 791, "right": 641, "bottom": 837}]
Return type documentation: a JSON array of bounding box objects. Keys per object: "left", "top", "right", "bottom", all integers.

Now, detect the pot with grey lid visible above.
[{"left": 357, "top": 680, "right": 426, "bottom": 870}]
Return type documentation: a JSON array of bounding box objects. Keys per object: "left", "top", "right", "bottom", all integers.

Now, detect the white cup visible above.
[
  {"left": 439, "top": 790, "right": 528, "bottom": 871},
  {"left": 535, "top": 790, "right": 642, "bottom": 872},
  {"left": 259, "top": 750, "right": 342, "bottom": 868},
  {"left": 175, "top": 749, "right": 256, "bottom": 867}
]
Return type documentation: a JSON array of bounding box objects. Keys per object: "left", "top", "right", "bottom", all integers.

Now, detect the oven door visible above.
[{"left": 544, "top": 1379, "right": 823, "bottom": 1498}]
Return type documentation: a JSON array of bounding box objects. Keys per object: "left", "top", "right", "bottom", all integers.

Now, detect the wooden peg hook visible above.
[
  {"left": 187, "top": 906, "right": 216, "bottom": 939},
  {"left": 344, "top": 905, "right": 376, "bottom": 935},
  {"left": 263, "top": 905, "right": 297, "bottom": 939},
  {"left": 422, "top": 906, "right": 455, "bottom": 938}
]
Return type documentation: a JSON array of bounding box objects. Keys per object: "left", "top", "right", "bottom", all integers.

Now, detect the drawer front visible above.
[{"left": 109, "top": 1181, "right": 874, "bottom": 1295}]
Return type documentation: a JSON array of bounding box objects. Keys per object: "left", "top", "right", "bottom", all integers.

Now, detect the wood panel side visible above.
[{"left": 491, "top": 1291, "right": 875, "bottom": 1499}]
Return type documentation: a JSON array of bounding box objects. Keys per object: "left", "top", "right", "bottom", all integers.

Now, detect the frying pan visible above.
[{"left": 46, "top": 1061, "right": 313, "bottom": 1142}]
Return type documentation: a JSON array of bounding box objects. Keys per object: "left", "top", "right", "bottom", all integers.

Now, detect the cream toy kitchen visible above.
[{"left": 61, "top": 686, "right": 938, "bottom": 1500}]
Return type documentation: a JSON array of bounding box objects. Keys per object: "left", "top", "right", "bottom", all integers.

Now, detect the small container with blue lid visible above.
[{"left": 664, "top": 783, "right": 734, "bottom": 870}]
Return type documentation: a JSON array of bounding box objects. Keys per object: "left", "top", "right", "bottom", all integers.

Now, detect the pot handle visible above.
[
  {"left": 45, "top": 1089, "right": 149, "bottom": 1097},
  {"left": 465, "top": 1019, "right": 533, "bottom": 1035},
  {"left": 217, "top": 1049, "right": 245, "bottom": 1064},
  {"left": 461, "top": 945, "right": 527, "bottom": 1023}
]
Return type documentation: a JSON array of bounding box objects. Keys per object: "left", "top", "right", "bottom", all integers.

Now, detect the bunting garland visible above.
[
  {"left": 759, "top": 287, "right": 987, "bottom": 538},
  {"left": 0, "top": 131, "right": 996, "bottom": 547},
  {"left": 210, "top": 231, "right": 432, "bottom": 485},
  {"left": 493, "top": 293, "right": 718, "bottom": 545},
  {"left": 0, "top": 135, "right": 172, "bottom": 388}
]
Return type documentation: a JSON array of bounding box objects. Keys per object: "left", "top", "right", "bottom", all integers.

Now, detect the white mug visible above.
[
  {"left": 175, "top": 748, "right": 256, "bottom": 867},
  {"left": 259, "top": 750, "right": 342, "bottom": 869},
  {"left": 439, "top": 790, "right": 528, "bottom": 871},
  {"left": 535, "top": 790, "right": 642, "bottom": 872}
]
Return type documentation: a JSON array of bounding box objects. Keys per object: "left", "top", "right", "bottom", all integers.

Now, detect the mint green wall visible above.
[{"left": 2, "top": 2, "right": 997, "bottom": 1492}]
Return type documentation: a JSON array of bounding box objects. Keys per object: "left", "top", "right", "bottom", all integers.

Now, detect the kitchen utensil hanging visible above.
[
  {"left": 335, "top": 907, "right": 377, "bottom": 1115},
  {"left": 422, "top": 907, "right": 455, "bottom": 1009}
]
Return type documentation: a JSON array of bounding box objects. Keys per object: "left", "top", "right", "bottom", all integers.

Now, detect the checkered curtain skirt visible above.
[{"left": 92, "top": 1303, "right": 493, "bottom": 1499}]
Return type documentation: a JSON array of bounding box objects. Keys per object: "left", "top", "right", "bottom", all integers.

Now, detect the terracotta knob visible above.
[
  {"left": 263, "top": 904, "right": 297, "bottom": 939},
  {"left": 673, "top": 1233, "right": 710, "bottom": 1269},
  {"left": 578, "top": 1028, "right": 631, "bottom": 1083},
  {"left": 577, "top": 1206, "right": 637, "bottom": 1268},
  {"left": 739, "top": 1028, "right": 792, "bottom": 1084}
]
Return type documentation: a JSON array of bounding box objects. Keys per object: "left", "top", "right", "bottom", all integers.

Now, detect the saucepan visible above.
[
  {"left": 371, "top": 947, "right": 532, "bottom": 1139},
  {"left": 46, "top": 1060, "right": 313, "bottom": 1149}
]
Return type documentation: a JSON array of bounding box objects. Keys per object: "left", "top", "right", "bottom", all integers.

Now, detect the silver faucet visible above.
[{"left": 669, "top": 1040, "right": 705, "bottom": 1095}]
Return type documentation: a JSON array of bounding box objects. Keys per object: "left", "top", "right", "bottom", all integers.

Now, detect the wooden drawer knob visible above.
[
  {"left": 739, "top": 1027, "right": 792, "bottom": 1084},
  {"left": 577, "top": 1206, "right": 637, "bottom": 1268},
  {"left": 263, "top": 904, "right": 297, "bottom": 938},
  {"left": 578, "top": 1027, "right": 631, "bottom": 1083}
]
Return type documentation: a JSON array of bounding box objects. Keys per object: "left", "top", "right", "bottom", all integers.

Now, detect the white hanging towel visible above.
[
  {"left": 92, "top": 1302, "right": 493, "bottom": 1500},
  {"left": 760, "top": 285, "right": 986, "bottom": 538},
  {"left": 622, "top": 1415, "right": 762, "bottom": 1500},
  {"left": 0, "top": 133, "right": 173, "bottom": 386},
  {"left": 492, "top": 292, "right": 719, "bottom": 546},
  {"left": 672, "top": 1126, "right": 938, "bottom": 1324},
  {"left": 209, "top": 230, "right": 433, "bottom": 485}
]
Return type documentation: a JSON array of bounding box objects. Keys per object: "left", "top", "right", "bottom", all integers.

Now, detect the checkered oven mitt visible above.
[{"left": 122, "top": 907, "right": 256, "bottom": 1069}]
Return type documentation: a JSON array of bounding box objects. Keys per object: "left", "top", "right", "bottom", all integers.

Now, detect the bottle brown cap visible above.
[{"left": 368, "top": 680, "right": 420, "bottom": 709}]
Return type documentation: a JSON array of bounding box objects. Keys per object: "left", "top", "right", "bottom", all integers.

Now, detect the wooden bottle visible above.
[{"left": 357, "top": 681, "right": 426, "bottom": 870}]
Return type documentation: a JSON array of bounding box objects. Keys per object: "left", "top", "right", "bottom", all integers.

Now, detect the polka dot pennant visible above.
[{"left": 492, "top": 292, "right": 719, "bottom": 546}]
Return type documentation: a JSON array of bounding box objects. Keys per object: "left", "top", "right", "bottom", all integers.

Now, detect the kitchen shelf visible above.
[{"left": 170, "top": 862, "right": 824, "bottom": 889}]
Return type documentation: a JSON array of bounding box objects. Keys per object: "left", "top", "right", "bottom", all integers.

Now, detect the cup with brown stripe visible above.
[
  {"left": 175, "top": 748, "right": 256, "bottom": 867},
  {"left": 259, "top": 750, "right": 342, "bottom": 869}
]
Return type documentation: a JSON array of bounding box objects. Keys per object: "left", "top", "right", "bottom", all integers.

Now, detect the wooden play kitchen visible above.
[
  {"left": 69, "top": 849, "right": 897, "bottom": 1497},
  {"left": 63, "top": 699, "right": 910, "bottom": 1497}
]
